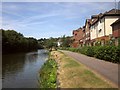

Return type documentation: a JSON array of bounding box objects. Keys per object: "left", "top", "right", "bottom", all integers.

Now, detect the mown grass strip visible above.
[
  {"left": 51, "top": 51, "right": 113, "bottom": 88},
  {"left": 39, "top": 59, "right": 57, "bottom": 88}
]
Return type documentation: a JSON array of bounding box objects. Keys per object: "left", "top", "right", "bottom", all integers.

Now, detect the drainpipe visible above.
[{"left": 104, "top": 17, "right": 106, "bottom": 44}]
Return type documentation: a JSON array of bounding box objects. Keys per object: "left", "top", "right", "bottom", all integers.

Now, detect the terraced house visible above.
[
  {"left": 90, "top": 9, "right": 120, "bottom": 46},
  {"left": 72, "top": 9, "right": 120, "bottom": 47},
  {"left": 111, "top": 18, "right": 120, "bottom": 46},
  {"left": 72, "top": 27, "right": 84, "bottom": 48},
  {"left": 84, "top": 19, "right": 92, "bottom": 46}
]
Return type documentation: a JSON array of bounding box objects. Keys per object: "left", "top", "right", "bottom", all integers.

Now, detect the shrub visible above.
[
  {"left": 94, "top": 46, "right": 103, "bottom": 60},
  {"left": 85, "top": 46, "right": 95, "bottom": 57},
  {"left": 94, "top": 46, "right": 120, "bottom": 63},
  {"left": 63, "top": 46, "right": 120, "bottom": 63},
  {"left": 118, "top": 38, "right": 120, "bottom": 46}
]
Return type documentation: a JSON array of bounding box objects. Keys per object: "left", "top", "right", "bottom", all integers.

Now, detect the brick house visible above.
[
  {"left": 72, "top": 27, "right": 83, "bottom": 48},
  {"left": 90, "top": 9, "right": 120, "bottom": 46},
  {"left": 111, "top": 18, "right": 120, "bottom": 46}
]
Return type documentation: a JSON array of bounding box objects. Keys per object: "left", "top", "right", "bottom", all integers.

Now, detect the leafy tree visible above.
[
  {"left": 1, "top": 29, "right": 38, "bottom": 54},
  {"left": 45, "top": 37, "right": 57, "bottom": 51},
  {"left": 61, "top": 35, "right": 73, "bottom": 48}
]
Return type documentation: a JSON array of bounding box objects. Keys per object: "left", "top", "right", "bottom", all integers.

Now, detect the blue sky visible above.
[{"left": 1, "top": 2, "right": 115, "bottom": 39}]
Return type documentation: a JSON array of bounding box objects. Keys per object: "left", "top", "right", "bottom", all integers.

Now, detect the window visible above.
[{"left": 99, "top": 29, "right": 102, "bottom": 32}]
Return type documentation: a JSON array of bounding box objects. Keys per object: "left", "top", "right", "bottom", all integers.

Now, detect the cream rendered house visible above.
[
  {"left": 104, "top": 16, "right": 119, "bottom": 36},
  {"left": 90, "top": 15, "right": 99, "bottom": 45},
  {"left": 90, "top": 22, "right": 98, "bottom": 40},
  {"left": 90, "top": 9, "right": 120, "bottom": 45},
  {"left": 84, "top": 19, "right": 92, "bottom": 46}
]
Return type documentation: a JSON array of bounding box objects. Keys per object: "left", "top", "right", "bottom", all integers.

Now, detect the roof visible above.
[
  {"left": 91, "top": 9, "right": 120, "bottom": 26},
  {"left": 91, "top": 15, "right": 98, "bottom": 19},
  {"left": 85, "top": 19, "right": 92, "bottom": 25},
  {"left": 100, "top": 9, "right": 120, "bottom": 18},
  {"left": 91, "top": 13, "right": 103, "bottom": 19},
  {"left": 91, "top": 13, "right": 103, "bottom": 25},
  {"left": 73, "top": 29, "right": 80, "bottom": 32},
  {"left": 91, "top": 18, "right": 98, "bottom": 25},
  {"left": 111, "top": 18, "right": 120, "bottom": 26},
  {"left": 104, "top": 9, "right": 120, "bottom": 15},
  {"left": 73, "top": 27, "right": 82, "bottom": 34}
]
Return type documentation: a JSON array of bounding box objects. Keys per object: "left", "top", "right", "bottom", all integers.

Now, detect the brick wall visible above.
[
  {"left": 72, "top": 28, "right": 83, "bottom": 48},
  {"left": 112, "top": 22, "right": 120, "bottom": 38}
]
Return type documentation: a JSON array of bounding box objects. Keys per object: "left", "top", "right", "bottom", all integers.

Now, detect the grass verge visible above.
[
  {"left": 39, "top": 58, "right": 57, "bottom": 88},
  {"left": 51, "top": 51, "right": 113, "bottom": 88}
]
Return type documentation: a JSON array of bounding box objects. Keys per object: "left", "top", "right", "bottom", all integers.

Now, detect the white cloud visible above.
[
  {"left": 19, "top": 13, "right": 60, "bottom": 24},
  {"left": 2, "top": 11, "right": 60, "bottom": 29},
  {"left": 1, "top": 2, "right": 115, "bottom": 38}
]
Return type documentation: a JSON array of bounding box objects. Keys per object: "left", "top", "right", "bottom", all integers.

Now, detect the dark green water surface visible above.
[{"left": 2, "top": 49, "right": 48, "bottom": 88}]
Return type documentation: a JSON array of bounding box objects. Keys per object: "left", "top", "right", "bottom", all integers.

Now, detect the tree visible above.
[
  {"left": 61, "top": 35, "right": 73, "bottom": 48},
  {"left": 45, "top": 37, "right": 57, "bottom": 51},
  {"left": 2, "top": 29, "right": 39, "bottom": 54}
]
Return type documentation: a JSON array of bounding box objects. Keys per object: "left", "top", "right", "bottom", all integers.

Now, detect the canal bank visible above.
[
  {"left": 39, "top": 58, "right": 57, "bottom": 88},
  {"left": 2, "top": 49, "right": 48, "bottom": 88},
  {"left": 50, "top": 51, "right": 113, "bottom": 88}
]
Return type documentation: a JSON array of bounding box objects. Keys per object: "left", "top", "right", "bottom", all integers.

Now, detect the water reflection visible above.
[
  {"left": 2, "top": 53, "right": 26, "bottom": 78},
  {"left": 25, "top": 52, "right": 38, "bottom": 64},
  {"left": 2, "top": 49, "right": 48, "bottom": 88}
]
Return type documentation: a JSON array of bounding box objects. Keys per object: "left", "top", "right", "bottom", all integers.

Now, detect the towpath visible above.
[{"left": 61, "top": 50, "right": 119, "bottom": 88}]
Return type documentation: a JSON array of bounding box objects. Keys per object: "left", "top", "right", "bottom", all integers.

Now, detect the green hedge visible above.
[
  {"left": 94, "top": 46, "right": 120, "bottom": 63},
  {"left": 39, "top": 59, "right": 57, "bottom": 88},
  {"left": 66, "top": 46, "right": 120, "bottom": 63}
]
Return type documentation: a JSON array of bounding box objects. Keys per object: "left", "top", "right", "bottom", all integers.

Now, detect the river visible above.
[{"left": 2, "top": 49, "right": 48, "bottom": 88}]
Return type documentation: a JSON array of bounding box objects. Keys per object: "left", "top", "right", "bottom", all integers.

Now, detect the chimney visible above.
[
  {"left": 115, "top": 0, "right": 117, "bottom": 13},
  {"left": 118, "top": 1, "right": 120, "bottom": 10}
]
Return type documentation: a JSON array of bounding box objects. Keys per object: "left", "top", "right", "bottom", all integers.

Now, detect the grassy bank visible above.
[
  {"left": 39, "top": 58, "right": 57, "bottom": 88},
  {"left": 51, "top": 51, "right": 113, "bottom": 88}
]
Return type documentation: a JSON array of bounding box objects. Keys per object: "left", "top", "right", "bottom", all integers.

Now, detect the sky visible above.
[{"left": 1, "top": 2, "right": 116, "bottom": 39}]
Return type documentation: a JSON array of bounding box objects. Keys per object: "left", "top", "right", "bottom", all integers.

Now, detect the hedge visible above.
[{"left": 65, "top": 46, "right": 120, "bottom": 63}]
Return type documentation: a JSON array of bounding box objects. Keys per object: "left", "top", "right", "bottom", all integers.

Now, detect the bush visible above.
[
  {"left": 85, "top": 46, "right": 95, "bottom": 57},
  {"left": 63, "top": 46, "right": 120, "bottom": 63},
  {"left": 118, "top": 38, "right": 120, "bottom": 46},
  {"left": 94, "top": 46, "right": 120, "bottom": 63}
]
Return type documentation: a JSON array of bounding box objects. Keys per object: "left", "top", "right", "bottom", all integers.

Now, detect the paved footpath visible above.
[{"left": 61, "top": 50, "right": 119, "bottom": 88}]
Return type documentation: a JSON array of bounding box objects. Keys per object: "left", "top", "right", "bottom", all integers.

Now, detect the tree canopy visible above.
[
  {"left": 2, "top": 29, "right": 39, "bottom": 54},
  {"left": 1, "top": 29, "right": 73, "bottom": 54},
  {"left": 60, "top": 35, "right": 73, "bottom": 48}
]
